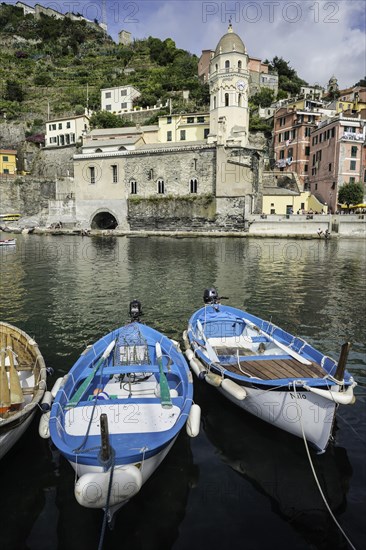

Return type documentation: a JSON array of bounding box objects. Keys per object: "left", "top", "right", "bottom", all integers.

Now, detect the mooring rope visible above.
[{"left": 292, "top": 382, "right": 357, "bottom": 550}]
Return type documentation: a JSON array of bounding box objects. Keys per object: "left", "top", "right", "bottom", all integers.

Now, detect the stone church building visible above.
[{"left": 72, "top": 25, "right": 268, "bottom": 230}]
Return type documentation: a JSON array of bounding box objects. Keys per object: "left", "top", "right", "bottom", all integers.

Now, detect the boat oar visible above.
[
  {"left": 196, "top": 320, "right": 219, "bottom": 363},
  {"left": 334, "top": 342, "right": 351, "bottom": 382},
  {"left": 155, "top": 342, "right": 172, "bottom": 409},
  {"left": 6, "top": 334, "right": 24, "bottom": 406},
  {"left": 67, "top": 340, "right": 116, "bottom": 408},
  {"left": 242, "top": 318, "right": 312, "bottom": 365},
  {"left": 0, "top": 335, "right": 10, "bottom": 414}
]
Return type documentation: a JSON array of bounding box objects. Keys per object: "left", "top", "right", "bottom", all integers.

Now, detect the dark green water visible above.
[{"left": 1, "top": 234, "right": 365, "bottom": 549}]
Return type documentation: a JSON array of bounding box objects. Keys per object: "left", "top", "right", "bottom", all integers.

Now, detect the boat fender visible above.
[
  {"left": 185, "top": 349, "right": 194, "bottom": 361},
  {"left": 51, "top": 376, "right": 65, "bottom": 399},
  {"left": 189, "top": 358, "right": 206, "bottom": 378},
  {"left": 205, "top": 371, "right": 222, "bottom": 387},
  {"left": 186, "top": 403, "right": 201, "bottom": 437},
  {"left": 74, "top": 465, "right": 143, "bottom": 509},
  {"left": 40, "top": 390, "right": 53, "bottom": 412},
  {"left": 155, "top": 386, "right": 179, "bottom": 398},
  {"left": 303, "top": 383, "right": 356, "bottom": 405},
  {"left": 221, "top": 379, "right": 247, "bottom": 401},
  {"left": 38, "top": 390, "right": 54, "bottom": 438}
]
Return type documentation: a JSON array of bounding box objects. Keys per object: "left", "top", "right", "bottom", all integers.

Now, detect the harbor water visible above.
[{"left": 0, "top": 234, "right": 365, "bottom": 550}]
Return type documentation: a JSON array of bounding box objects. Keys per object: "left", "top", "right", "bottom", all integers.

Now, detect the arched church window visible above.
[
  {"left": 130, "top": 180, "right": 137, "bottom": 194},
  {"left": 213, "top": 96, "right": 216, "bottom": 109},
  {"left": 238, "top": 60, "right": 242, "bottom": 71},
  {"left": 189, "top": 178, "right": 198, "bottom": 194},
  {"left": 238, "top": 93, "right": 242, "bottom": 107},
  {"left": 215, "top": 63, "right": 218, "bottom": 72},
  {"left": 225, "top": 93, "right": 229, "bottom": 107},
  {"left": 95, "top": 148, "right": 102, "bottom": 153},
  {"left": 157, "top": 179, "right": 165, "bottom": 194},
  {"left": 225, "top": 60, "right": 230, "bottom": 69}
]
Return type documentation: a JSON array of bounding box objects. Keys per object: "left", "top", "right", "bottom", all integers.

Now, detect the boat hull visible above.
[{"left": 0, "top": 410, "right": 37, "bottom": 459}]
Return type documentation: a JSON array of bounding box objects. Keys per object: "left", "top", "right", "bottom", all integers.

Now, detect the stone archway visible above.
[{"left": 91, "top": 211, "right": 118, "bottom": 229}]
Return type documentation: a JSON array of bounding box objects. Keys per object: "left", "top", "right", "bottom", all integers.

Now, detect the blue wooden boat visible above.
[
  {"left": 184, "top": 288, "right": 356, "bottom": 453},
  {"left": 45, "top": 302, "right": 200, "bottom": 522}
]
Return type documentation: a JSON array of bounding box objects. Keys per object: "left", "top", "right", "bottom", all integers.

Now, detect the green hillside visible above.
[{"left": 0, "top": 3, "right": 209, "bottom": 129}]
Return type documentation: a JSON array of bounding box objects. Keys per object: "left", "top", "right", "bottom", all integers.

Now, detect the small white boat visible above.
[
  {"left": 45, "top": 301, "right": 200, "bottom": 523},
  {"left": 184, "top": 288, "right": 357, "bottom": 453},
  {"left": 0, "top": 322, "right": 47, "bottom": 459},
  {"left": 0, "top": 239, "right": 16, "bottom": 246}
]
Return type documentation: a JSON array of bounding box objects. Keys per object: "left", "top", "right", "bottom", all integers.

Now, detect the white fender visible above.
[
  {"left": 221, "top": 379, "right": 247, "bottom": 401},
  {"left": 185, "top": 349, "right": 194, "bottom": 361},
  {"left": 186, "top": 403, "right": 201, "bottom": 437},
  {"left": 38, "top": 391, "right": 54, "bottom": 438},
  {"left": 303, "top": 382, "right": 356, "bottom": 405},
  {"left": 189, "top": 358, "right": 206, "bottom": 378},
  {"left": 51, "top": 376, "right": 65, "bottom": 398},
  {"left": 205, "top": 371, "right": 222, "bottom": 387},
  {"left": 74, "top": 465, "right": 142, "bottom": 509}
]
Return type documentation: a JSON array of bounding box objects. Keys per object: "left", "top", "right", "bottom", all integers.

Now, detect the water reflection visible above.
[{"left": 197, "top": 382, "right": 353, "bottom": 550}]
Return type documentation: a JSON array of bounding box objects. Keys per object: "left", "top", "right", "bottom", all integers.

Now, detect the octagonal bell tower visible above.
[{"left": 208, "top": 23, "right": 249, "bottom": 147}]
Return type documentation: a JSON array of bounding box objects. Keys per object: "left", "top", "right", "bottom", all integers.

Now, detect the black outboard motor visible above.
[
  {"left": 129, "top": 299, "right": 142, "bottom": 321},
  {"left": 203, "top": 287, "right": 219, "bottom": 304}
]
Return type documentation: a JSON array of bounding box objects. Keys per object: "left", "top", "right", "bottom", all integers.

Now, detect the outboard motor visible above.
[
  {"left": 129, "top": 299, "right": 142, "bottom": 321},
  {"left": 203, "top": 288, "right": 219, "bottom": 304}
]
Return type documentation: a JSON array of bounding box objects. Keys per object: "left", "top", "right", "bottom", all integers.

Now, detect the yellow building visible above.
[
  {"left": 158, "top": 113, "right": 210, "bottom": 143},
  {"left": 0, "top": 149, "right": 17, "bottom": 175},
  {"left": 262, "top": 190, "right": 328, "bottom": 215}
]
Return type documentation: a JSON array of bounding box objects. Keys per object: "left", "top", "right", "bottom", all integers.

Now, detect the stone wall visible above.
[
  {"left": 0, "top": 176, "right": 56, "bottom": 219},
  {"left": 0, "top": 122, "right": 27, "bottom": 148},
  {"left": 31, "top": 146, "right": 77, "bottom": 178}
]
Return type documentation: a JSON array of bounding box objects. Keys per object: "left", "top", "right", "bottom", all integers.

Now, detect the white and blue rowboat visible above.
[
  {"left": 183, "top": 288, "right": 356, "bottom": 453},
  {"left": 45, "top": 301, "right": 200, "bottom": 522}
]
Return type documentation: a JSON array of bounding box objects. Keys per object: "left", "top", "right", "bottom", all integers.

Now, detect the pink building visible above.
[
  {"left": 308, "top": 112, "right": 366, "bottom": 212},
  {"left": 273, "top": 106, "right": 322, "bottom": 188}
]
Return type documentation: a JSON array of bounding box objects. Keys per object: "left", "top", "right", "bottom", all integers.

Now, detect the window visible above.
[
  {"left": 106, "top": 104, "right": 112, "bottom": 111},
  {"left": 51, "top": 124, "right": 56, "bottom": 130},
  {"left": 364, "top": 170, "right": 366, "bottom": 183},
  {"left": 167, "top": 131, "right": 172, "bottom": 142},
  {"left": 121, "top": 89, "right": 127, "bottom": 96},
  {"left": 66, "top": 122, "right": 71, "bottom": 129},
  {"left": 304, "top": 164, "right": 308, "bottom": 172},
  {"left": 112, "top": 164, "right": 118, "bottom": 183},
  {"left": 280, "top": 117, "right": 285, "bottom": 126},
  {"left": 213, "top": 96, "right": 216, "bottom": 109},
  {"left": 351, "top": 146, "right": 357, "bottom": 158},
  {"left": 58, "top": 123, "right": 62, "bottom": 129},
  {"left": 238, "top": 60, "right": 242, "bottom": 71},
  {"left": 167, "top": 116, "right": 172, "bottom": 124},
  {"left": 70, "top": 133, "right": 75, "bottom": 143},
  {"left": 187, "top": 117, "right": 194, "bottom": 123},
  {"left": 287, "top": 147, "right": 293, "bottom": 158},
  {"left": 130, "top": 180, "right": 137, "bottom": 194},
  {"left": 157, "top": 179, "right": 165, "bottom": 194},
  {"left": 3, "top": 168, "right": 9, "bottom": 174},
  {"left": 2, "top": 156, "right": 8, "bottom": 162},
  {"left": 197, "top": 116, "right": 205, "bottom": 123},
  {"left": 105, "top": 92, "right": 111, "bottom": 98},
  {"left": 279, "top": 150, "right": 285, "bottom": 159},
  {"left": 284, "top": 131, "right": 289, "bottom": 141},
  {"left": 225, "top": 93, "right": 229, "bottom": 107},
  {"left": 225, "top": 60, "right": 230, "bottom": 69},
  {"left": 350, "top": 160, "right": 356, "bottom": 170},
  {"left": 279, "top": 133, "right": 283, "bottom": 143},
  {"left": 180, "top": 130, "right": 186, "bottom": 140},
  {"left": 121, "top": 102, "right": 127, "bottom": 109},
  {"left": 89, "top": 166, "right": 95, "bottom": 184},
  {"left": 331, "top": 127, "right": 335, "bottom": 138},
  {"left": 305, "top": 146, "right": 310, "bottom": 156},
  {"left": 349, "top": 177, "right": 355, "bottom": 184},
  {"left": 305, "top": 127, "right": 311, "bottom": 137},
  {"left": 190, "top": 178, "right": 198, "bottom": 193},
  {"left": 328, "top": 163, "right": 332, "bottom": 172},
  {"left": 204, "top": 128, "right": 209, "bottom": 139}
]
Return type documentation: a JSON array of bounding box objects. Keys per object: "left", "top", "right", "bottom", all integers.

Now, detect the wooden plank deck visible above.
[{"left": 222, "top": 357, "right": 325, "bottom": 380}]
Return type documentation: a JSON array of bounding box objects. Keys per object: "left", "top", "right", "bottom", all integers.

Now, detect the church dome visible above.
[{"left": 214, "top": 23, "right": 246, "bottom": 56}]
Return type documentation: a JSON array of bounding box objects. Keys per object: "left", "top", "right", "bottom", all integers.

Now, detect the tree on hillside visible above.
[
  {"left": 266, "top": 56, "right": 307, "bottom": 95},
  {"left": 250, "top": 88, "right": 275, "bottom": 107},
  {"left": 338, "top": 182, "right": 364, "bottom": 207},
  {"left": 354, "top": 76, "right": 366, "bottom": 87},
  {"left": 4, "top": 79, "right": 25, "bottom": 102},
  {"left": 89, "top": 111, "right": 130, "bottom": 129}
]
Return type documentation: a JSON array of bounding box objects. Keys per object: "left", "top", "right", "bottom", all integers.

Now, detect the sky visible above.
[{"left": 8, "top": 0, "right": 366, "bottom": 89}]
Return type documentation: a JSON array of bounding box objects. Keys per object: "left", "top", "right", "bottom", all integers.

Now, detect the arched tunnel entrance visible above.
[{"left": 91, "top": 211, "right": 118, "bottom": 230}]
